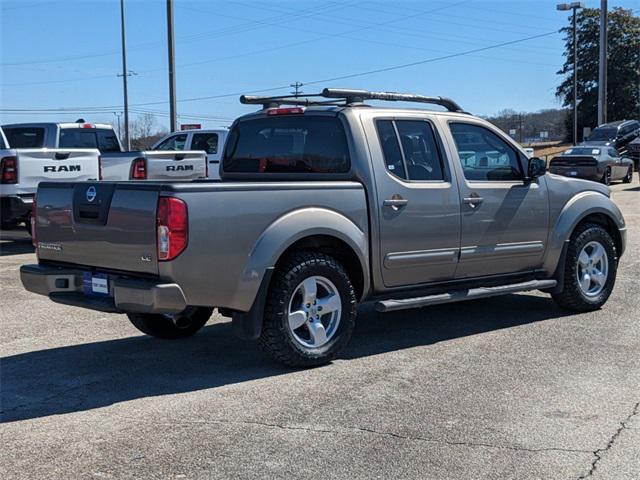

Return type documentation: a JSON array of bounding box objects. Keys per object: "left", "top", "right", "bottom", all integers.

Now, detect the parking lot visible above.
[{"left": 0, "top": 178, "right": 638, "bottom": 479}]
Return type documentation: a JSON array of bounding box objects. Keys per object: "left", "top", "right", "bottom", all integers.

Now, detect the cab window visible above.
[
  {"left": 191, "top": 133, "right": 219, "bottom": 154},
  {"left": 450, "top": 123, "right": 523, "bottom": 181},
  {"left": 376, "top": 119, "right": 445, "bottom": 181},
  {"left": 156, "top": 134, "right": 188, "bottom": 151}
]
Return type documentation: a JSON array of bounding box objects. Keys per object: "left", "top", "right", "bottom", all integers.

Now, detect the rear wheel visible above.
[
  {"left": 259, "top": 252, "right": 357, "bottom": 368},
  {"left": 551, "top": 223, "right": 617, "bottom": 312},
  {"left": 623, "top": 166, "right": 633, "bottom": 183},
  {"left": 127, "top": 307, "right": 213, "bottom": 339}
]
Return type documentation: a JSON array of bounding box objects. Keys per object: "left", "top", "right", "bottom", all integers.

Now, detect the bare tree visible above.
[{"left": 129, "top": 113, "right": 166, "bottom": 150}]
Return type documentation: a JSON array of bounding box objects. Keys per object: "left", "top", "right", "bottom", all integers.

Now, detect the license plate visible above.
[{"left": 83, "top": 272, "right": 110, "bottom": 296}]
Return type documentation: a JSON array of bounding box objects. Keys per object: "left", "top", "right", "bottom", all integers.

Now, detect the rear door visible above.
[
  {"left": 446, "top": 121, "right": 549, "bottom": 279},
  {"left": 143, "top": 151, "right": 207, "bottom": 180},
  {"left": 365, "top": 116, "right": 461, "bottom": 287}
]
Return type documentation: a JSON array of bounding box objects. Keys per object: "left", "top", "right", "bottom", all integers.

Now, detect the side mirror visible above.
[{"left": 526, "top": 157, "right": 546, "bottom": 180}]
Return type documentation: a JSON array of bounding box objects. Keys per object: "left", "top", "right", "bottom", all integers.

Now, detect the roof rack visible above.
[{"left": 239, "top": 88, "right": 466, "bottom": 113}]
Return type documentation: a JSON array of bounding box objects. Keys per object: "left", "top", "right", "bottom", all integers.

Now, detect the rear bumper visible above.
[
  {"left": 20, "top": 263, "right": 187, "bottom": 314},
  {"left": 548, "top": 166, "right": 601, "bottom": 181},
  {"left": 1, "top": 195, "right": 33, "bottom": 223}
]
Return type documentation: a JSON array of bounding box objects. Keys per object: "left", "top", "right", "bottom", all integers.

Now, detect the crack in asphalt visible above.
[
  {"left": 158, "top": 417, "right": 591, "bottom": 455},
  {"left": 578, "top": 401, "right": 639, "bottom": 479}
]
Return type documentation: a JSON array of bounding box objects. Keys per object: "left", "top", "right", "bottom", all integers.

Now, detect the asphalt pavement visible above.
[{"left": 1, "top": 178, "right": 639, "bottom": 479}]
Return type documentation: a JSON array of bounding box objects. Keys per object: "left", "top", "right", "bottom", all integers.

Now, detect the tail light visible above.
[
  {"left": 266, "top": 107, "right": 305, "bottom": 116},
  {"left": 0, "top": 156, "right": 18, "bottom": 184},
  {"left": 205, "top": 158, "right": 209, "bottom": 178},
  {"left": 98, "top": 155, "right": 103, "bottom": 180},
  {"left": 156, "top": 197, "right": 188, "bottom": 261},
  {"left": 31, "top": 196, "right": 37, "bottom": 247},
  {"left": 130, "top": 157, "right": 147, "bottom": 179}
]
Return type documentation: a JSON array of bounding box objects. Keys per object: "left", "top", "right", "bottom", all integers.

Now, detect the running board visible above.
[{"left": 374, "top": 279, "right": 557, "bottom": 313}]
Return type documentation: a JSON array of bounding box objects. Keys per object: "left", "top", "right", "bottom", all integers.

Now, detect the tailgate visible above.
[
  {"left": 143, "top": 151, "right": 207, "bottom": 180},
  {"left": 18, "top": 148, "right": 100, "bottom": 185},
  {"left": 35, "top": 182, "right": 160, "bottom": 275}
]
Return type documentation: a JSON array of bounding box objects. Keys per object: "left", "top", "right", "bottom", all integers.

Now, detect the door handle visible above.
[
  {"left": 383, "top": 196, "right": 409, "bottom": 209},
  {"left": 463, "top": 196, "right": 484, "bottom": 208}
]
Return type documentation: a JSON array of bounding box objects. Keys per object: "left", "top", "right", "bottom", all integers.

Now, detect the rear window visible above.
[
  {"left": 223, "top": 116, "right": 350, "bottom": 174},
  {"left": 3, "top": 127, "right": 45, "bottom": 148},
  {"left": 97, "top": 129, "right": 121, "bottom": 152},
  {"left": 59, "top": 129, "right": 98, "bottom": 148}
]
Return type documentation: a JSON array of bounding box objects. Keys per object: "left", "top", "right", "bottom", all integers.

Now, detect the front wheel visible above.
[
  {"left": 127, "top": 307, "right": 213, "bottom": 339},
  {"left": 551, "top": 223, "right": 617, "bottom": 312},
  {"left": 623, "top": 166, "right": 633, "bottom": 184},
  {"left": 259, "top": 252, "right": 357, "bottom": 368},
  {"left": 601, "top": 167, "right": 611, "bottom": 186}
]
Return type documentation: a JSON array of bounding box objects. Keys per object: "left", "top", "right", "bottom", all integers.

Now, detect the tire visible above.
[
  {"left": 601, "top": 167, "right": 611, "bottom": 185},
  {"left": 127, "top": 307, "right": 213, "bottom": 339},
  {"left": 259, "top": 251, "right": 357, "bottom": 368},
  {"left": 623, "top": 166, "right": 633, "bottom": 184},
  {"left": 551, "top": 223, "right": 617, "bottom": 312}
]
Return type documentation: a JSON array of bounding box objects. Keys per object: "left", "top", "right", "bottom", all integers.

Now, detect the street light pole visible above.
[
  {"left": 557, "top": 2, "right": 584, "bottom": 145},
  {"left": 119, "top": 0, "right": 130, "bottom": 150},
  {"left": 167, "top": 0, "right": 177, "bottom": 132}
]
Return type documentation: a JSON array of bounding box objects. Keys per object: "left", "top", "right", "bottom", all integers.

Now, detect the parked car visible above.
[
  {"left": 21, "top": 88, "right": 626, "bottom": 367},
  {"left": 1, "top": 122, "right": 208, "bottom": 181},
  {"left": 0, "top": 126, "right": 100, "bottom": 229},
  {"left": 549, "top": 146, "right": 633, "bottom": 185},
  {"left": 627, "top": 136, "right": 640, "bottom": 171},
  {"left": 152, "top": 128, "right": 228, "bottom": 180},
  {"left": 581, "top": 119, "right": 640, "bottom": 151}
]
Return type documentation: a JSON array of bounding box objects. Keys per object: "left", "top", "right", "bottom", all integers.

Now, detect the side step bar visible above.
[{"left": 375, "top": 279, "right": 557, "bottom": 313}]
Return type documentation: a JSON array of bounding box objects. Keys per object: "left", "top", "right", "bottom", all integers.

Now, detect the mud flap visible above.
[{"left": 231, "top": 268, "right": 274, "bottom": 341}]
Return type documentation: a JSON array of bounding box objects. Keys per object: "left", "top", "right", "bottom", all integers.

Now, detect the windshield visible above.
[
  {"left": 223, "top": 115, "right": 350, "bottom": 174},
  {"left": 587, "top": 128, "right": 616, "bottom": 141}
]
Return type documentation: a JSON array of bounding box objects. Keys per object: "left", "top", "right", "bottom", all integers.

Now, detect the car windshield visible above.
[
  {"left": 564, "top": 147, "right": 600, "bottom": 155},
  {"left": 588, "top": 128, "right": 616, "bottom": 141}
]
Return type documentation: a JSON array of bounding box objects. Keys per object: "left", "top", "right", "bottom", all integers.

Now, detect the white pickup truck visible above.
[
  {"left": 2, "top": 122, "right": 208, "bottom": 181},
  {"left": 0, "top": 126, "right": 100, "bottom": 229},
  {"left": 152, "top": 128, "right": 228, "bottom": 179}
]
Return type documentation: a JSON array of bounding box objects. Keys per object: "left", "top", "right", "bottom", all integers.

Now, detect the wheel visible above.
[
  {"left": 551, "top": 223, "right": 617, "bottom": 312},
  {"left": 623, "top": 166, "right": 633, "bottom": 183},
  {"left": 127, "top": 307, "right": 213, "bottom": 339},
  {"left": 601, "top": 167, "right": 611, "bottom": 185},
  {"left": 259, "top": 251, "right": 357, "bottom": 368}
]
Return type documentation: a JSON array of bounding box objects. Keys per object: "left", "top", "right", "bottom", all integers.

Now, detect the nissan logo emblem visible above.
[{"left": 86, "top": 186, "right": 97, "bottom": 202}]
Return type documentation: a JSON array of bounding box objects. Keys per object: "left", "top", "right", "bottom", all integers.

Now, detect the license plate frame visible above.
[{"left": 83, "top": 272, "right": 110, "bottom": 297}]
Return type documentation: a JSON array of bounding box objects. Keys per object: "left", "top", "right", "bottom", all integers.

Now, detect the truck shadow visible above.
[
  {"left": 0, "top": 230, "right": 34, "bottom": 256},
  {"left": 1, "top": 294, "right": 572, "bottom": 423}
]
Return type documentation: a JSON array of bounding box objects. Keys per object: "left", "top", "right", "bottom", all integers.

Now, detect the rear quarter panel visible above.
[{"left": 159, "top": 182, "right": 368, "bottom": 311}]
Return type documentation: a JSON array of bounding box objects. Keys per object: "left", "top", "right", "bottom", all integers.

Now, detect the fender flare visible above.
[
  {"left": 542, "top": 191, "right": 626, "bottom": 277},
  {"left": 230, "top": 208, "right": 369, "bottom": 339}
]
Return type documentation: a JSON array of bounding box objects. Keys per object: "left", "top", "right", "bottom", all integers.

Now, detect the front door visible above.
[
  {"left": 367, "top": 118, "right": 461, "bottom": 288},
  {"left": 447, "top": 121, "right": 549, "bottom": 279}
]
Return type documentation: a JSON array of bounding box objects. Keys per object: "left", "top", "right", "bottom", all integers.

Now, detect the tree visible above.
[
  {"left": 556, "top": 7, "right": 639, "bottom": 142},
  {"left": 129, "top": 113, "right": 167, "bottom": 150}
]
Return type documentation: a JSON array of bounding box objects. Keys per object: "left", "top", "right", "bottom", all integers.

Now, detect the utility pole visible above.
[
  {"left": 290, "top": 81, "right": 303, "bottom": 97},
  {"left": 597, "top": 0, "right": 607, "bottom": 126},
  {"left": 119, "top": 0, "right": 130, "bottom": 150},
  {"left": 167, "top": 0, "right": 177, "bottom": 132},
  {"left": 557, "top": 2, "right": 583, "bottom": 145}
]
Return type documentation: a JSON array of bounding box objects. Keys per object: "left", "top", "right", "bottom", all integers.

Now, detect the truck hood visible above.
[
  {"left": 580, "top": 140, "right": 613, "bottom": 147},
  {"left": 546, "top": 171, "right": 610, "bottom": 197}
]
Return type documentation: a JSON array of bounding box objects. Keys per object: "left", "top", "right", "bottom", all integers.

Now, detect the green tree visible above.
[{"left": 556, "top": 7, "right": 639, "bottom": 142}]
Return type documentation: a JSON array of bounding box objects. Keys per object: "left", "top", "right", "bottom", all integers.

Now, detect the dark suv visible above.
[{"left": 582, "top": 120, "right": 640, "bottom": 151}]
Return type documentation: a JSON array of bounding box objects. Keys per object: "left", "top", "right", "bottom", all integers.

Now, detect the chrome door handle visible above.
[
  {"left": 383, "top": 198, "right": 409, "bottom": 208},
  {"left": 463, "top": 196, "right": 484, "bottom": 208}
]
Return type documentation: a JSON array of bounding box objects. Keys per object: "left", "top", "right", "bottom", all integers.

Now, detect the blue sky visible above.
[{"left": 1, "top": 0, "right": 636, "bottom": 131}]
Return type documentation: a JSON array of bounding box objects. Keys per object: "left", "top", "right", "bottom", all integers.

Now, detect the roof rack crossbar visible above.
[{"left": 239, "top": 88, "right": 466, "bottom": 113}]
